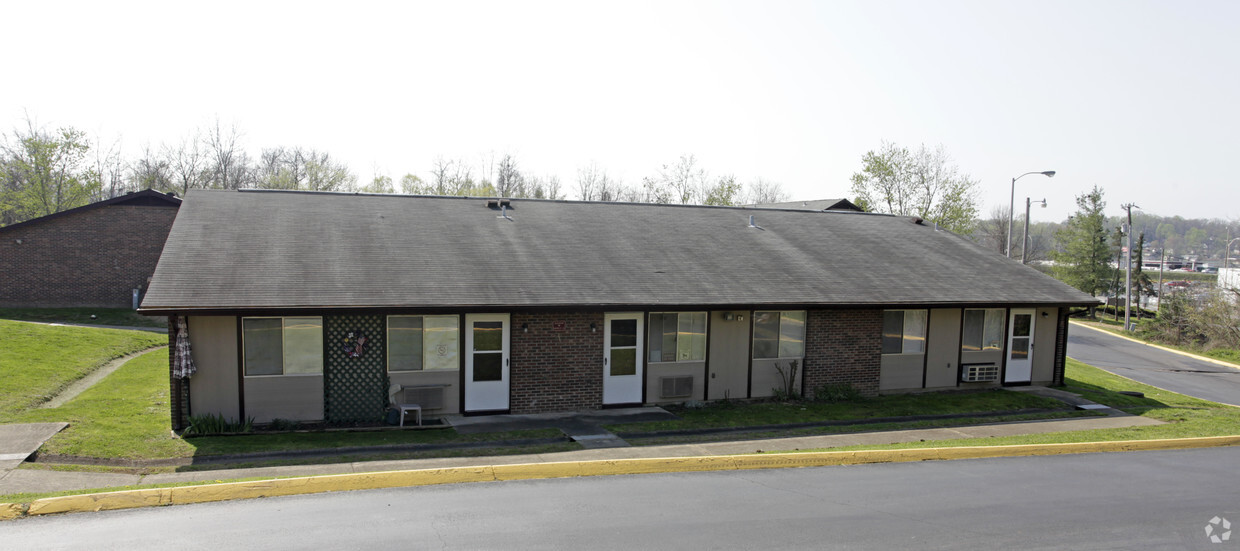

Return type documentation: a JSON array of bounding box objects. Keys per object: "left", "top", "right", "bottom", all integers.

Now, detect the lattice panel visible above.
[{"left": 325, "top": 315, "right": 388, "bottom": 424}]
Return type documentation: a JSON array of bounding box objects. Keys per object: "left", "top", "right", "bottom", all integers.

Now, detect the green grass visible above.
[
  {"left": 777, "top": 359, "right": 1240, "bottom": 454},
  {"left": 0, "top": 320, "right": 166, "bottom": 422},
  {"left": 604, "top": 388, "right": 1068, "bottom": 435},
  {"left": 12, "top": 347, "right": 563, "bottom": 462},
  {"left": 0, "top": 307, "right": 165, "bottom": 328}
]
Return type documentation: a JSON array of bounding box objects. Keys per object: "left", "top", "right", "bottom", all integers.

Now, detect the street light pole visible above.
[
  {"left": 1007, "top": 170, "right": 1056, "bottom": 258},
  {"left": 1022, "top": 197, "right": 1046, "bottom": 265},
  {"left": 1122, "top": 203, "right": 1140, "bottom": 331}
]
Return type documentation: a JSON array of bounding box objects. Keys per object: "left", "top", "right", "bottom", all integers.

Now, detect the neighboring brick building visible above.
[
  {"left": 141, "top": 190, "right": 1097, "bottom": 429},
  {"left": 0, "top": 189, "right": 181, "bottom": 308}
]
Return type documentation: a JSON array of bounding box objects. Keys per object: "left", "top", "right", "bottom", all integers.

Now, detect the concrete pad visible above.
[
  {"left": 0, "top": 468, "right": 140, "bottom": 495},
  {"left": 0, "top": 423, "right": 68, "bottom": 469}
]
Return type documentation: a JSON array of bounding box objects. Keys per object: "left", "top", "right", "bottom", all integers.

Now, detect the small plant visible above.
[
  {"left": 771, "top": 360, "right": 800, "bottom": 401},
  {"left": 812, "top": 382, "right": 862, "bottom": 403},
  {"left": 184, "top": 413, "right": 254, "bottom": 436}
]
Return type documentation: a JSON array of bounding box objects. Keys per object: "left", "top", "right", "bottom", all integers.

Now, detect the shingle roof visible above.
[
  {"left": 140, "top": 190, "right": 1098, "bottom": 312},
  {"left": 750, "top": 198, "right": 863, "bottom": 212}
]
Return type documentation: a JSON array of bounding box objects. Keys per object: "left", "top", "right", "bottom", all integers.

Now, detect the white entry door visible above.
[
  {"left": 1003, "top": 309, "right": 1035, "bottom": 384},
  {"left": 465, "top": 314, "right": 510, "bottom": 412},
  {"left": 603, "top": 313, "right": 644, "bottom": 405}
]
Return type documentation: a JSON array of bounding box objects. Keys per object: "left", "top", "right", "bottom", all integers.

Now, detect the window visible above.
[
  {"left": 388, "top": 315, "right": 460, "bottom": 372},
  {"left": 882, "top": 310, "right": 927, "bottom": 354},
  {"left": 648, "top": 312, "right": 706, "bottom": 362},
  {"left": 242, "top": 317, "right": 323, "bottom": 376},
  {"left": 753, "top": 311, "right": 806, "bottom": 359},
  {"left": 962, "top": 309, "right": 1005, "bottom": 351}
]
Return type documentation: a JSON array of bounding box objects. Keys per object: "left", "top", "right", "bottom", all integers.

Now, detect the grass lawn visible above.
[
  {"left": 0, "top": 307, "right": 165, "bottom": 328},
  {"left": 778, "top": 359, "right": 1240, "bottom": 453},
  {"left": 604, "top": 387, "right": 1070, "bottom": 436},
  {"left": 12, "top": 348, "right": 563, "bottom": 462},
  {"left": 0, "top": 320, "right": 166, "bottom": 422}
]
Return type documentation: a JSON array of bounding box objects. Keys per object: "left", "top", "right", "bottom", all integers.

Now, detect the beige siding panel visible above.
[
  {"left": 646, "top": 361, "right": 705, "bottom": 403},
  {"left": 1032, "top": 308, "right": 1057, "bottom": 384},
  {"left": 880, "top": 354, "right": 923, "bottom": 391},
  {"left": 244, "top": 376, "right": 324, "bottom": 423},
  {"left": 187, "top": 316, "right": 240, "bottom": 421},
  {"left": 388, "top": 370, "right": 460, "bottom": 414},
  {"left": 751, "top": 358, "right": 801, "bottom": 398},
  {"left": 707, "top": 311, "right": 750, "bottom": 400},
  {"left": 924, "top": 309, "right": 961, "bottom": 389}
]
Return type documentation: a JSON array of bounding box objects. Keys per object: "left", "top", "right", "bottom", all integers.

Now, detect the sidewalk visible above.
[{"left": 0, "top": 409, "right": 1162, "bottom": 496}]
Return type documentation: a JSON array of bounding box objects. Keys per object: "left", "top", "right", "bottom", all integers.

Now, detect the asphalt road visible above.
[
  {"left": 1067, "top": 323, "right": 1240, "bottom": 406},
  {"left": 3, "top": 447, "right": 1238, "bottom": 549}
]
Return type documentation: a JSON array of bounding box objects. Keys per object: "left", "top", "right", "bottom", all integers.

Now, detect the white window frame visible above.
[
  {"left": 386, "top": 314, "right": 461, "bottom": 373},
  {"left": 241, "top": 316, "right": 324, "bottom": 378},
  {"left": 647, "top": 312, "right": 708, "bottom": 363},
  {"left": 752, "top": 310, "right": 807, "bottom": 360},
  {"left": 882, "top": 310, "right": 927, "bottom": 355}
]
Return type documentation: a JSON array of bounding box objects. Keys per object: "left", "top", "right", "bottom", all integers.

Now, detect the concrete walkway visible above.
[
  {"left": 0, "top": 424, "right": 67, "bottom": 470},
  {"left": 0, "top": 411, "right": 1162, "bottom": 496},
  {"left": 40, "top": 346, "right": 167, "bottom": 409}
]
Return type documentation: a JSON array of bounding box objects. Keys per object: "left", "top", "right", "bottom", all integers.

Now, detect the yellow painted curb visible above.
[
  {"left": 1070, "top": 322, "right": 1240, "bottom": 371},
  {"left": 0, "top": 502, "right": 25, "bottom": 521},
  {"left": 7, "top": 435, "right": 1239, "bottom": 520}
]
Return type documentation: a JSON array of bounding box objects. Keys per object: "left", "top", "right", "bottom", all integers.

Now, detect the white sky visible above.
[{"left": 3, "top": 0, "right": 1237, "bottom": 224}]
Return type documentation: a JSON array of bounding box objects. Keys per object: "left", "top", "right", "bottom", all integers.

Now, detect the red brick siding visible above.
[
  {"left": 803, "top": 309, "right": 882, "bottom": 397},
  {"left": 510, "top": 312, "right": 604, "bottom": 413},
  {"left": 0, "top": 204, "right": 178, "bottom": 308}
]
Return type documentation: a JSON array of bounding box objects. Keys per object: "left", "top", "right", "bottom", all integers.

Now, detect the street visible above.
[
  {"left": 2, "top": 447, "right": 1237, "bottom": 549},
  {"left": 1067, "top": 323, "right": 1240, "bottom": 406}
]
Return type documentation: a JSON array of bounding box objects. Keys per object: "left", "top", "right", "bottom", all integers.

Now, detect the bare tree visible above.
[
  {"left": 742, "top": 178, "right": 789, "bottom": 205},
  {"left": 972, "top": 206, "right": 1011, "bottom": 255},
  {"left": 255, "top": 147, "right": 356, "bottom": 191},
  {"left": 495, "top": 154, "right": 524, "bottom": 197},
  {"left": 129, "top": 144, "right": 171, "bottom": 193},
  {"left": 203, "top": 119, "right": 251, "bottom": 189},
  {"left": 658, "top": 154, "right": 707, "bottom": 204},
  {"left": 165, "top": 134, "right": 207, "bottom": 197}
]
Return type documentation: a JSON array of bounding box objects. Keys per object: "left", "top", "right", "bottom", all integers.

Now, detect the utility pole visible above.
[
  {"left": 1122, "top": 203, "right": 1140, "bottom": 331},
  {"left": 1158, "top": 247, "right": 1165, "bottom": 314}
]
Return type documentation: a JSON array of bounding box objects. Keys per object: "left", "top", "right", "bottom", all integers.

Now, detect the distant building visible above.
[{"left": 0, "top": 190, "right": 182, "bottom": 308}]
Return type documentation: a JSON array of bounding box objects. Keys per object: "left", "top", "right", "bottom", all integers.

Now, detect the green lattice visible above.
[{"left": 325, "top": 315, "right": 389, "bottom": 424}]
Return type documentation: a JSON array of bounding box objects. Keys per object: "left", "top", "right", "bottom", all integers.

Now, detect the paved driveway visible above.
[{"left": 1067, "top": 323, "right": 1240, "bottom": 406}]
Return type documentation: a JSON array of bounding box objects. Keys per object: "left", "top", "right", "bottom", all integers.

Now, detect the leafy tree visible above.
[
  {"left": 743, "top": 178, "right": 789, "bottom": 205},
  {"left": 360, "top": 175, "right": 395, "bottom": 194},
  {"left": 849, "top": 142, "right": 979, "bottom": 233},
  {"left": 1052, "top": 186, "right": 1113, "bottom": 308},
  {"left": 702, "top": 175, "right": 742, "bottom": 206},
  {"left": 0, "top": 121, "right": 100, "bottom": 225}
]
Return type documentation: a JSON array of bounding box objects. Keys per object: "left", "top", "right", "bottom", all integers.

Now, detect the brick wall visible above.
[
  {"left": 0, "top": 203, "right": 179, "bottom": 308},
  {"left": 510, "top": 312, "right": 604, "bottom": 414},
  {"left": 803, "top": 309, "right": 882, "bottom": 397}
]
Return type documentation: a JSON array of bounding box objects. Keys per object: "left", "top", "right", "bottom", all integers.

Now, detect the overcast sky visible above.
[{"left": 3, "top": 0, "right": 1237, "bottom": 224}]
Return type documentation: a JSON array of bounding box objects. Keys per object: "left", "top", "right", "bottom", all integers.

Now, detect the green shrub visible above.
[
  {"left": 812, "top": 383, "right": 862, "bottom": 403},
  {"left": 184, "top": 413, "right": 253, "bottom": 436}
]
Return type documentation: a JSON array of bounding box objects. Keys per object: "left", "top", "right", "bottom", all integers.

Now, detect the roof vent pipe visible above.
[{"left": 748, "top": 215, "right": 756, "bottom": 228}]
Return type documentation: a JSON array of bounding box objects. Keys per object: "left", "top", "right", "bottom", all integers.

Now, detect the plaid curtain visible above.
[{"left": 172, "top": 315, "right": 197, "bottom": 379}]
